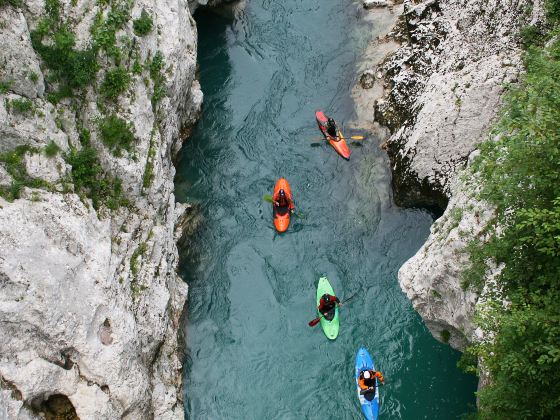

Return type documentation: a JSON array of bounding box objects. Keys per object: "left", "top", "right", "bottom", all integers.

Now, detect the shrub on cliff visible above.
[
  {"left": 0, "top": 0, "right": 22, "bottom": 7},
  {"left": 66, "top": 130, "right": 128, "bottom": 210},
  {"left": 148, "top": 51, "right": 166, "bottom": 107},
  {"left": 90, "top": 0, "right": 131, "bottom": 60},
  {"left": 0, "top": 145, "right": 51, "bottom": 201},
  {"left": 98, "top": 114, "right": 135, "bottom": 157},
  {"left": 30, "top": 0, "right": 98, "bottom": 99},
  {"left": 133, "top": 10, "right": 153, "bottom": 37},
  {"left": 8, "top": 98, "right": 35, "bottom": 115},
  {"left": 545, "top": 0, "right": 560, "bottom": 24},
  {"left": 101, "top": 67, "right": 131, "bottom": 100}
]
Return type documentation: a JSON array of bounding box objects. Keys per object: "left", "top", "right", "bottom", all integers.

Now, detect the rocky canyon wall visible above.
[
  {"left": 0, "top": 0, "right": 217, "bottom": 417},
  {"left": 370, "top": 0, "right": 543, "bottom": 349}
]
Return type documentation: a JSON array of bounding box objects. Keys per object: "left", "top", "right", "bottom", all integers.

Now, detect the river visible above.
[{"left": 175, "top": 0, "right": 477, "bottom": 418}]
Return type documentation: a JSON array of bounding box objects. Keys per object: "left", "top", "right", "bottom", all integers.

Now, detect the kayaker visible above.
[
  {"left": 358, "top": 369, "right": 385, "bottom": 393},
  {"left": 318, "top": 293, "right": 340, "bottom": 318},
  {"left": 326, "top": 117, "right": 338, "bottom": 138},
  {"left": 273, "top": 189, "right": 294, "bottom": 214}
]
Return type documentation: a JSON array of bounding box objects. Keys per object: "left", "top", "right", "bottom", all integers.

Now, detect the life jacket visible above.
[
  {"left": 319, "top": 294, "right": 336, "bottom": 312},
  {"left": 358, "top": 370, "right": 382, "bottom": 390}
]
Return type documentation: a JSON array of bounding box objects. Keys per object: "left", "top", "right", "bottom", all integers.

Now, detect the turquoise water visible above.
[{"left": 175, "top": 1, "right": 477, "bottom": 418}]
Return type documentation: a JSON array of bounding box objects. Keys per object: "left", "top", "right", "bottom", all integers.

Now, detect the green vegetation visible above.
[
  {"left": 65, "top": 129, "right": 129, "bottom": 210},
  {"left": 132, "top": 59, "right": 142, "bottom": 75},
  {"left": 31, "top": 0, "right": 134, "bottom": 101},
  {"left": 130, "top": 241, "right": 147, "bottom": 277},
  {"left": 31, "top": 0, "right": 98, "bottom": 101},
  {"left": 0, "top": 145, "right": 51, "bottom": 201},
  {"left": 101, "top": 67, "right": 130, "bottom": 100},
  {"left": 142, "top": 125, "right": 158, "bottom": 189},
  {"left": 28, "top": 71, "right": 39, "bottom": 83},
  {"left": 133, "top": 10, "right": 153, "bottom": 37},
  {"left": 98, "top": 114, "right": 135, "bottom": 156},
  {"left": 24, "top": 0, "right": 137, "bottom": 213},
  {"left": 0, "top": 80, "right": 11, "bottom": 94},
  {"left": 449, "top": 206, "right": 463, "bottom": 228},
  {"left": 8, "top": 98, "right": 34, "bottom": 115},
  {"left": 130, "top": 241, "right": 149, "bottom": 296},
  {"left": 0, "top": 0, "right": 22, "bottom": 7},
  {"left": 460, "top": 5, "right": 560, "bottom": 417},
  {"left": 90, "top": 1, "right": 131, "bottom": 60},
  {"left": 148, "top": 51, "right": 165, "bottom": 107},
  {"left": 519, "top": 25, "right": 546, "bottom": 49},
  {"left": 44, "top": 140, "right": 60, "bottom": 157},
  {"left": 142, "top": 134, "right": 156, "bottom": 189}
]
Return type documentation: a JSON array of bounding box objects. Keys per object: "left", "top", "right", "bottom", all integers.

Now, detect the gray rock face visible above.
[
  {"left": 364, "top": 0, "right": 389, "bottom": 9},
  {"left": 23, "top": 153, "right": 69, "bottom": 183},
  {"left": 376, "top": 0, "right": 543, "bottom": 209},
  {"left": 0, "top": 9, "right": 45, "bottom": 99},
  {"left": 360, "top": 69, "right": 377, "bottom": 89},
  {"left": 398, "top": 175, "right": 494, "bottom": 350},
  {"left": 0, "top": 0, "right": 208, "bottom": 417},
  {"left": 369, "top": 0, "right": 543, "bottom": 352},
  {"left": 377, "top": 0, "right": 546, "bottom": 357}
]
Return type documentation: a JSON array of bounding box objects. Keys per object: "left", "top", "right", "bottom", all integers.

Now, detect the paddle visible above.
[
  {"left": 308, "top": 292, "right": 358, "bottom": 327},
  {"left": 313, "top": 135, "right": 366, "bottom": 141}
]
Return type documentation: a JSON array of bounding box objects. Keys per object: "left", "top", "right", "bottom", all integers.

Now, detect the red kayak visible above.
[
  {"left": 315, "top": 110, "right": 351, "bottom": 160},
  {"left": 272, "top": 178, "right": 294, "bottom": 233}
]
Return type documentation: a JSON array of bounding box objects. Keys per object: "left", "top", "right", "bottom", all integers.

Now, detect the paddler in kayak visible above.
[
  {"left": 318, "top": 293, "right": 340, "bottom": 320},
  {"left": 273, "top": 189, "right": 294, "bottom": 214},
  {"left": 358, "top": 369, "right": 385, "bottom": 395},
  {"left": 326, "top": 117, "right": 339, "bottom": 140}
]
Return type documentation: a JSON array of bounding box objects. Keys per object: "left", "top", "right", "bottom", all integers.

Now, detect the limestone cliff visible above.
[
  {"left": 370, "top": 0, "right": 544, "bottom": 349},
  {"left": 0, "top": 0, "right": 204, "bottom": 417},
  {"left": 377, "top": 0, "right": 543, "bottom": 209}
]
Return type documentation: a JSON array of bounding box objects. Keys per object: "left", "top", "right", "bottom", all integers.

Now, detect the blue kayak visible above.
[{"left": 355, "top": 347, "right": 380, "bottom": 420}]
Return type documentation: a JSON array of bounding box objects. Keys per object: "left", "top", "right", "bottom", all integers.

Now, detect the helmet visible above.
[
  {"left": 327, "top": 117, "right": 335, "bottom": 125},
  {"left": 279, "top": 189, "right": 286, "bottom": 197},
  {"left": 363, "top": 371, "right": 371, "bottom": 379},
  {"left": 322, "top": 293, "right": 330, "bottom": 302}
]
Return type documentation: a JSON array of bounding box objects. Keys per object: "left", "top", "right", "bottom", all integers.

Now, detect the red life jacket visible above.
[{"left": 319, "top": 294, "right": 337, "bottom": 312}]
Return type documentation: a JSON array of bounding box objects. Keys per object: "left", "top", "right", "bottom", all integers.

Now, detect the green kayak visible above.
[{"left": 316, "top": 276, "right": 339, "bottom": 340}]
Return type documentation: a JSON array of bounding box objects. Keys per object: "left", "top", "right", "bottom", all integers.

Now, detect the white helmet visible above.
[{"left": 363, "top": 371, "right": 371, "bottom": 379}]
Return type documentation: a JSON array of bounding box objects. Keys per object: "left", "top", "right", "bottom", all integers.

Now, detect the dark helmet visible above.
[
  {"left": 322, "top": 293, "right": 330, "bottom": 302},
  {"left": 279, "top": 189, "right": 286, "bottom": 197},
  {"left": 327, "top": 117, "right": 335, "bottom": 125}
]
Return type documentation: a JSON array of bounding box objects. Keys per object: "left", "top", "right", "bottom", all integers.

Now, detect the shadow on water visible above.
[{"left": 175, "top": 1, "right": 477, "bottom": 419}]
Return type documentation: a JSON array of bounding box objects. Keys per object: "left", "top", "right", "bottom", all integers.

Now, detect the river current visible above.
[{"left": 175, "top": 1, "right": 477, "bottom": 418}]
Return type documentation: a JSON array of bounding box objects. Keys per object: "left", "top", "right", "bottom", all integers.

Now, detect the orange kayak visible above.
[
  {"left": 272, "top": 178, "right": 294, "bottom": 233},
  {"left": 315, "top": 110, "right": 351, "bottom": 160}
]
